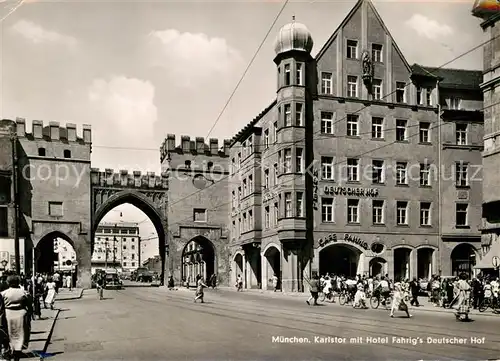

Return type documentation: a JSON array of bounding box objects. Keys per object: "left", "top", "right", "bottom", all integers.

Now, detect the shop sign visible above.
[
  {"left": 318, "top": 233, "right": 369, "bottom": 250},
  {"left": 323, "top": 186, "right": 378, "bottom": 197}
]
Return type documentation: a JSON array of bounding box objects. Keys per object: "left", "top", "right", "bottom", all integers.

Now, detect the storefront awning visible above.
[{"left": 474, "top": 241, "right": 500, "bottom": 269}]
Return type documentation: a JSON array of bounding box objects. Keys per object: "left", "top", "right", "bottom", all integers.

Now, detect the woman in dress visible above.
[
  {"left": 193, "top": 274, "right": 208, "bottom": 303},
  {"left": 390, "top": 282, "right": 412, "bottom": 318},
  {"left": 44, "top": 277, "right": 57, "bottom": 310},
  {"left": 1, "top": 275, "right": 32, "bottom": 361}
]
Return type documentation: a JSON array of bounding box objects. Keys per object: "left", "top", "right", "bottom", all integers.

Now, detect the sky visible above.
[{"left": 0, "top": 0, "right": 485, "bottom": 260}]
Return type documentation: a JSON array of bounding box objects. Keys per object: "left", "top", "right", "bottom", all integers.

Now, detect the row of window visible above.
[
  {"left": 233, "top": 112, "right": 470, "bottom": 172},
  {"left": 232, "top": 156, "right": 471, "bottom": 203},
  {"left": 37, "top": 147, "right": 72, "bottom": 158},
  {"left": 95, "top": 237, "right": 137, "bottom": 242},
  {"left": 320, "top": 199, "right": 469, "bottom": 227},
  {"left": 97, "top": 229, "right": 138, "bottom": 235},
  {"left": 320, "top": 158, "right": 470, "bottom": 187},
  {"left": 232, "top": 198, "right": 470, "bottom": 238}
]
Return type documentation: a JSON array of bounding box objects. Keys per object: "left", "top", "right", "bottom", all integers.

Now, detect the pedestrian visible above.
[
  {"left": 193, "top": 274, "right": 208, "bottom": 303},
  {"left": 390, "top": 283, "right": 412, "bottom": 318},
  {"left": 236, "top": 275, "right": 243, "bottom": 292},
  {"left": 1, "top": 275, "right": 32, "bottom": 361},
  {"left": 65, "top": 273, "right": 72, "bottom": 291},
  {"left": 96, "top": 274, "right": 105, "bottom": 300},
  {"left": 167, "top": 276, "right": 175, "bottom": 290},
  {"left": 272, "top": 274, "right": 279, "bottom": 292},
  {"left": 44, "top": 277, "right": 57, "bottom": 309},
  {"left": 209, "top": 274, "right": 217, "bottom": 289},
  {"left": 306, "top": 274, "right": 320, "bottom": 306},
  {"left": 409, "top": 278, "right": 420, "bottom": 307}
]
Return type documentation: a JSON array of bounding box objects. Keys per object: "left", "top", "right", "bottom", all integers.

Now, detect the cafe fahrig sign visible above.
[
  {"left": 323, "top": 186, "right": 379, "bottom": 197},
  {"left": 318, "top": 233, "right": 369, "bottom": 250}
]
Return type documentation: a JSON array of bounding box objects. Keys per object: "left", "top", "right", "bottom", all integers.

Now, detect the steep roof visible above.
[
  {"left": 411, "top": 64, "right": 483, "bottom": 90},
  {"left": 315, "top": 0, "right": 411, "bottom": 72},
  {"left": 230, "top": 100, "right": 277, "bottom": 146}
]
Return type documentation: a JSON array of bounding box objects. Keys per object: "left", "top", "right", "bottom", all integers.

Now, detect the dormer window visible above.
[
  {"left": 63, "top": 150, "right": 71, "bottom": 158},
  {"left": 284, "top": 64, "right": 291, "bottom": 86},
  {"left": 185, "top": 160, "right": 191, "bottom": 169},
  {"left": 38, "top": 148, "right": 46, "bottom": 156},
  {"left": 449, "top": 97, "right": 461, "bottom": 110}
]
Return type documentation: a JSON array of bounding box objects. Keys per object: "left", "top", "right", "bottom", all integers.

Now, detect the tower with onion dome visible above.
[{"left": 273, "top": 17, "right": 314, "bottom": 292}]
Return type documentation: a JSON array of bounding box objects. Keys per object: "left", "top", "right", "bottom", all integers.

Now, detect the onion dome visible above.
[{"left": 274, "top": 17, "right": 313, "bottom": 55}]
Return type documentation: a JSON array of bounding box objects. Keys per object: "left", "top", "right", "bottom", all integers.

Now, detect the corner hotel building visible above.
[{"left": 228, "top": 0, "right": 484, "bottom": 292}]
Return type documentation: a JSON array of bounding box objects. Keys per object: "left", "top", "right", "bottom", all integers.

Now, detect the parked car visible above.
[
  {"left": 132, "top": 267, "right": 153, "bottom": 283},
  {"left": 105, "top": 272, "right": 123, "bottom": 290}
]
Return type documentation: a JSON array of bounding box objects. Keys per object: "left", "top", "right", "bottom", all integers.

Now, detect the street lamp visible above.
[{"left": 0, "top": 260, "right": 8, "bottom": 270}]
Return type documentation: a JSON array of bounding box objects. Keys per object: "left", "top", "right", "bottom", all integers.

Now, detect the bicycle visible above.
[
  {"left": 318, "top": 290, "right": 336, "bottom": 303},
  {"left": 478, "top": 296, "right": 500, "bottom": 313},
  {"left": 370, "top": 290, "right": 393, "bottom": 310},
  {"left": 339, "top": 290, "right": 355, "bottom": 306}
]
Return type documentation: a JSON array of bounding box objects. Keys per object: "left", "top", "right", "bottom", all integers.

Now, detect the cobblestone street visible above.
[{"left": 43, "top": 287, "right": 500, "bottom": 361}]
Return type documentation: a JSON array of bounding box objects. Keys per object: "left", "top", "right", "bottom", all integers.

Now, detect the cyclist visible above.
[
  {"left": 96, "top": 273, "right": 105, "bottom": 300},
  {"left": 375, "top": 276, "right": 391, "bottom": 305}
]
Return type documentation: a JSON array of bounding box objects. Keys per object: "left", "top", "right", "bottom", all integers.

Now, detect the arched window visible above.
[{"left": 38, "top": 148, "right": 46, "bottom": 156}]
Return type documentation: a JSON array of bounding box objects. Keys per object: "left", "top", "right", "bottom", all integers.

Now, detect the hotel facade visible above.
[{"left": 228, "top": 0, "right": 484, "bottom": 292}]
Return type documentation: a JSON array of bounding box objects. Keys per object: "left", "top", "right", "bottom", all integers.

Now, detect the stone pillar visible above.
[
  {"left": 432, "top": 249, "right": 438, "bottom": 276},
  {"left": 357, "top": 253, "right": 366, "bottom": 275},
  {"left": 387, "top": 249, "right": 394, "bottom": 281},
  {"left": 261, "top": 253, "right": 268, "bottom": 290},
  {"left": 410, "top": 249, "right": 417, "bottom": 280},
  {"left": 243, "top": 252, "right": 248, "bottom": 288},
  {"left": 76, "top": 235, "right": 91, "bottom": 288},
  {"left": 281, "top": 245, "right": 299, "bottom": 292},
  {"left": 311, "top": 247, "right": 319, "bottom": 276}
]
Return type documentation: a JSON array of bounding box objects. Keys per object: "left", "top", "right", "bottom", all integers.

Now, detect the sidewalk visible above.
[
  {"left": 25, "top": 309, "right": 60, "bottom": 359},
  {"left": 165, "top": 286, "right": 500, "bottom": 317},
  {"left": 57, "top": 288, "right": 83, "bottom": 301}
]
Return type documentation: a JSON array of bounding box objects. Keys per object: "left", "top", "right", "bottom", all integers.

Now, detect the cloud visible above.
[
  {"left": 405, "top": 14, "right": 453, "bottom": 40},
  {"left": 147, "top": 29, "right": 244, "bottom": 88},
  {"left": 10, "top": 19, "right": 77, "bottom": 48},
  {"left": 88, "top": 76, "right": 157, "bottom": 148}
]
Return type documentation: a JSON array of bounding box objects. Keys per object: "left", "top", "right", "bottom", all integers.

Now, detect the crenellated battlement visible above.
[
  {"left": 90, "top": 168, "right": 168, "bottom": 189},
  {"left": 14, "top": 118, "right": 91, "bottom": 144},
  {"left": 160, "top": 134, "right": 231, "bottom": 163}
]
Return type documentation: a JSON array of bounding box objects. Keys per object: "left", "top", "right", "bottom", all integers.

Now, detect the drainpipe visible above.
[{"left": 437, "top": 79, "right": 443, "bottom": 277}]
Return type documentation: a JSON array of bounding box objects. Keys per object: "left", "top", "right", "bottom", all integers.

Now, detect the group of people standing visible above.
[{"left": 427, "top": 274, "right": 498, "bottom": 309}]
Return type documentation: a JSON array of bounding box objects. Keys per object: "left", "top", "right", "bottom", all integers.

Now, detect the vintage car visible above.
[{"left": 105, "top": 272, "right": 123, "bottom": 290}]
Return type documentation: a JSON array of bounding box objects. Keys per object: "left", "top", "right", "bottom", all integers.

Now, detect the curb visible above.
[
  {"left": 57, "top": 289, "right": 84, "bottom": 301},
  {"left": 43, "top": 309, "right": 61, "bottom": 353}
]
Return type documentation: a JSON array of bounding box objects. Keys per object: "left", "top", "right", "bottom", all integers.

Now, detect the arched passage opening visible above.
[
  {"left": 319, "top": 244, "right": 361, "bottom": 278},
  {"left": 233, "top": 253, "right": 243, "bottom": 283},
  {"left": 451, "top": 243, "right": 476, "bottom": 278},
  {"left": 369, "top": 257, "right": 386, "bottom": 278},
  {"left": 393, "top": 247, "right": 412, "bottom": 282},
  {"left": 35, "top": 232, "right": 77, "bottom": 286},
  {"left": 417, "top": 248, "right": 434, "bottom": 280},
  {"left": 181, "top": 236, "right": 216, "bottom": 286},
  {"left": 92, "top": 191, "right": 166, "bottom": 283},
  {"left": 264, "top": 246, "right": 281, "bottom": 290}
]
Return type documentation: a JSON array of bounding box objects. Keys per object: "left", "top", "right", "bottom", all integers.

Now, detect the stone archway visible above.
[
  {"left": 417, "top": 247, "right": 435, "bottom": 280},
  {"left": 319, "top": 243, "right": 362, "bottom": 278},
  {"left": 451, "top": 243, "right": 477, "bottom": 278},
  {"left": 233, "top": 253, "right": 244, "bottom": 284},
  {"left": 35, "top": 231, "right": 77, "bottom": 279},
  {"left": 91, "top": 169, "right": 169, "bottom": 285},
  {"left": 393, "top": 247, "right": 412, "bottom": 282},
  {"left": 181, "top": 236, "right": 216, "bottom": 285},
  {"left": 263, "top": 245, "right": 281, "bottom": 290},
  {"left": 369, "top": 257, "right": 386, "bottom": 278}
]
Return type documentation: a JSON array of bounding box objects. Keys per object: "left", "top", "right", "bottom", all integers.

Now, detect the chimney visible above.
[
  {"left": 223, "top": 139, "right": 231, "bottom": 155},
  {"left": 32, "top": 120, "right": 43, "bottom": 139},
  {"left": 16, "top": 118, "right": 26, "bottom": 137},
  {"left": 66, "top": 123, "right": 77, "bottom": 141},
  {"left": 166, "top": 134, "right": 175, "bottom": 151},
  {"left": 83, "top": 124, "right": 91, "bottom": 143},
  {"left": 195, "top": 137, "right": 205, "bottom": 153},
  {"left": 209, "top": 138, "right": 219, "bottom": 155},
  {"left": 181, "top": 136, "right": 190, "bottom": 153},
  {"left": 49, "top": 121, "right": 60, "bottom": 140}
]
